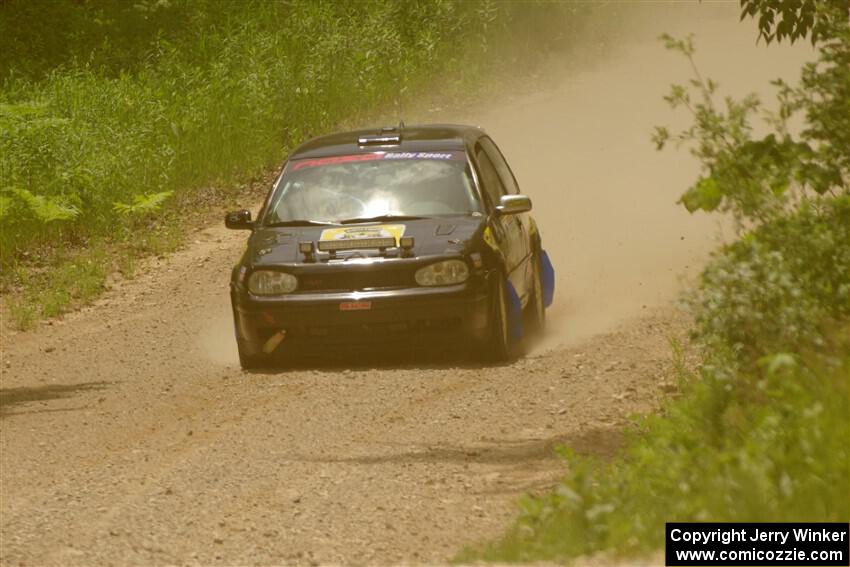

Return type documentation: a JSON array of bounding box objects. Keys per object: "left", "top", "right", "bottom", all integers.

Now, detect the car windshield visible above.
[{"left": 263, "top": 151, "right": 481, "bottom": 224}]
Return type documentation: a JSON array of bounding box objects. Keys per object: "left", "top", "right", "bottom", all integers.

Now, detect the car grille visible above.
[{"left": 297, "top": 270, "right": 414, "bottom": 292}]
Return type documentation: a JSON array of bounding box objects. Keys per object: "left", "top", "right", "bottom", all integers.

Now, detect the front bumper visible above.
[{"left": 231, "top": 280, "right": 492, "bottom": 355}]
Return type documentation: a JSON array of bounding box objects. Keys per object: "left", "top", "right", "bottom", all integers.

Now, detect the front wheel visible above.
[
  {"left": 236, "top": 338, "right": 266, "bottom": 370},
  {"left": 482, "top": 272, "right": 513, "bottom": 362},
  {"left": 525, "top": 251, "right": 546, "bottom": 335}
]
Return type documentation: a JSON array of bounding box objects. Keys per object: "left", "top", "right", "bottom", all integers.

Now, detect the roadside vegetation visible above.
[
  {"left": 0, "top": 0, "right": 585, "bottom": 329},
  {"left": 465, "top": 2, "right": 850, "bottom": 562}
]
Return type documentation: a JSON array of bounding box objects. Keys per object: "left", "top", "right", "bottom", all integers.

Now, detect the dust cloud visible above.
[
  {"left": 200, "top": 306, "right": 239, "bottom": 365},
  {"left": 448, "top": 3, "right": 814, "bottom": 350}
]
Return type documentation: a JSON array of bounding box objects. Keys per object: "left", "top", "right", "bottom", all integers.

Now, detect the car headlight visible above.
[
  {"left": 415, "top": 260, "right": 469, "bottom": 286},
  {"left": 248, "top": 270, "right": 298, "bottom": 295}
]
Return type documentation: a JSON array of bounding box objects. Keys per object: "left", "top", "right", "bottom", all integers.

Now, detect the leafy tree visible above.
[
  {"left": 653, "top": 6, "right": 850, "bottom": 360},
  {"left": 740, "top": 0, "right": 849, "bottom": 44}
]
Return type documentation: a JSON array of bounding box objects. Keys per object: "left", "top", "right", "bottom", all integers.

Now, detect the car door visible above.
[
  {"left": 478, "top": 137, "right": 532, "bottom": 301},
  {"left": 473, "top": 141, "right": 527, "bottom": 299}
]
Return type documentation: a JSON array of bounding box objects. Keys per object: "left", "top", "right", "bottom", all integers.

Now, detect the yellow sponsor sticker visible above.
[
  {"left": 483, "top": 226, "right": 499, "bottom": 251},
  {"left": 319, "top": 224, "right": 406, "bottom": 244}
]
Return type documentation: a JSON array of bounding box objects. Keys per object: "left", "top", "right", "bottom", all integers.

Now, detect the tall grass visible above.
[{"left": 0, "top": 0, "right": 586, "bottom": 325}]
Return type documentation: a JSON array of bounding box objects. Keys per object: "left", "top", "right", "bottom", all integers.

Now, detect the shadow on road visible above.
[
  {"left": 245, "top": 343, "right": 528, "bottom": 373},
  {"left": 293, "top": 425, "right": 625, "bottom": 467},
  {"left": 0, "top": 381, "right": 111, "bottom": 418}
]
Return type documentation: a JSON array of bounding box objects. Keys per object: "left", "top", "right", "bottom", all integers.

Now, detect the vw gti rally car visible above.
[{"left": 226, "top": 124, "right": 554, "bottom": 368}]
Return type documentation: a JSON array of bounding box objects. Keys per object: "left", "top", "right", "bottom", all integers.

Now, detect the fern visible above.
[
  {"left": 4, "top": 187, "right": 79, "bottom": 222},
  {"left": 113, "top": 191, "right": 173, "bottom": 216}
]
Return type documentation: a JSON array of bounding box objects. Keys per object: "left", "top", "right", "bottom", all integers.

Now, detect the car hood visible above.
[{"left": 248, "top": 216, "right": 485, "bottom": 266}]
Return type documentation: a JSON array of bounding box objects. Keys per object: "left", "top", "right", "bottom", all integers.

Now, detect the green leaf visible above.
[
  {"left": 651, "top": 127, "right": 670, "bottom": 151},
  {"left": 680, "top": 177, "right": 722, "bottom": 213}
]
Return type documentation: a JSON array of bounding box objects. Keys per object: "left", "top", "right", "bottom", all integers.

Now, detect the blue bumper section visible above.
[
  {"left": 507, "top": 280, "right": 523, "bottom": 343},
  {"left": 541, "top": 250, "right": 555, "bottom": 308}
]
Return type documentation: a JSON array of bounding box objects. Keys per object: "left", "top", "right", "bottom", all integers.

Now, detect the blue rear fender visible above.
[
  {"left": 506, "top": 280, "right": 523, "bottom": 343},
  {"left": 540, "top": 250, "right": 555, "bottom": 308}
]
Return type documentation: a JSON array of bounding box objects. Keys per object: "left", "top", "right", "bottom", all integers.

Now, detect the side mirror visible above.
[
  {"left": 225, "top": 209, "right": 253, "bottom": 230},
  {"left": 495, "top": 195, "right": 532, "bottom": 215}
]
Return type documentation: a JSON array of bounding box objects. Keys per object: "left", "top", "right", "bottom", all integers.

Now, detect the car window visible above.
[
  {"left": 262, "top": 152, "right": 481, "bottom": 224},
  {"left": 480, "top": 137, "right": 520, "bottom": 195},
  {"left": 475, "top": 144, "right": 507, "bottom": 208}
]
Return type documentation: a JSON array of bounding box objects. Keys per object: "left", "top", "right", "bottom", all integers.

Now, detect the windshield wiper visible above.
[
  {"left": 337, "top": 214, "right": 427, "bottom": 224},
  {"left": 264, "top": 219, "right": 335, "bottom": 227}
]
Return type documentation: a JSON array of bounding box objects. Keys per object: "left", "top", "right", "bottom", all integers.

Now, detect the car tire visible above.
[
  {"left": 526, "top": 250, "right": 546, "bottom": 335},
  {"left": 237, "top": 339, "right": 265, "bottom": 370},
  {"left": 483, "top": 271, "right": 512, "bottom": 362}
]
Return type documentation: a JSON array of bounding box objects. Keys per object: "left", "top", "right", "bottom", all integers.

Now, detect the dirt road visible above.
[{"left": 0, "top": 5, "right": 811, "bottom": 565}]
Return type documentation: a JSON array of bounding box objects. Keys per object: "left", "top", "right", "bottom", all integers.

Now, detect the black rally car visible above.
[{"left": 226, "top": 124, "right": 554, "bottom": 368}]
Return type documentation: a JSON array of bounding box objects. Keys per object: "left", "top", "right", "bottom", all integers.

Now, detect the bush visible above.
[{"left": 693, "top": 196, "right": 850, "bottom": 368}]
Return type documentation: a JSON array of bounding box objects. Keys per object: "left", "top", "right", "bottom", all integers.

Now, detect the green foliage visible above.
[
  {"left": 113, "top": 191, "right": 173, "bottom": 216},
  {"left": 0, "top": 0, "right": 194, "bottom": 80},
  {"left": 680, "top": 177, "right": 722, "bottom": 212},
  {"left": 740, "top": 0, "right": 849, "bottom": 44},
  {"left": 654, "top": 20, "right": 849, "bottom": 226},
  {"left": 693, "top": 197, "right": 850, "bottom": 367},
  {"left": 4, "top": 247, "right": 108, "bottom": 329},
  {"left": 7, "top": 301, "right": 36, "bottom": 331},
  {"left": 3, "top": 187, "right": 80, "bottom": 222}
]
